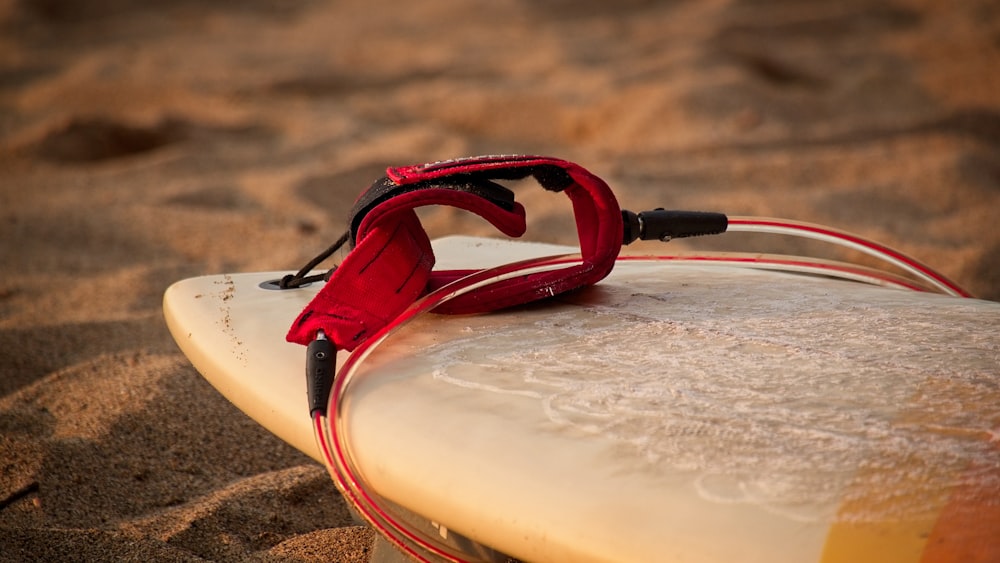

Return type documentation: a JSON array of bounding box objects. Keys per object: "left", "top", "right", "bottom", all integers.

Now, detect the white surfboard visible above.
[{"left": 164, "top": 236, "right": 1000, "bottom": 563}]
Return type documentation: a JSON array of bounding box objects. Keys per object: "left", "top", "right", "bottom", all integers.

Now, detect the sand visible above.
[{"left": 1, "top": 0, "right": 998, "bottom": 560}]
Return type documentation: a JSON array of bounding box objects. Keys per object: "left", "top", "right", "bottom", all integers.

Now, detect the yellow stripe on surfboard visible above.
[{"left": 821, "top": 377, "right": 1000, "bottom": 563}]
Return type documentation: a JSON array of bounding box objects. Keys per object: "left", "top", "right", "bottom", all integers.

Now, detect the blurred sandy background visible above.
[{"left": 1, "top": 0, "right": 998, "bottom": 560}]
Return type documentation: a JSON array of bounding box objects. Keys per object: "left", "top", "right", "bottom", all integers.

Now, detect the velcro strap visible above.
[
  {"left": 347, "top": 175, "right": 518, "bottom": 248},
  {"left": 286, "top": 155, "right": 622, "bottom": 349}
]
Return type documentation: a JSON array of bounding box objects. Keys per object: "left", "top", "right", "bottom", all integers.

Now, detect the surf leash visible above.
[{"left": 275, "top": 154, "right": 973, "bottom": 562}]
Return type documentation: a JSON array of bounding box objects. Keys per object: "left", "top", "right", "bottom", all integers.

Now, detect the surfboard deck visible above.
[{"left": 164, "top": 236, "right": 1000, "bottom": 562}]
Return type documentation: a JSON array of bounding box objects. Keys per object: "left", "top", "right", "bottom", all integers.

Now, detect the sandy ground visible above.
[{"left": 1, "top": 0, "right": 999, "bottom": 560}]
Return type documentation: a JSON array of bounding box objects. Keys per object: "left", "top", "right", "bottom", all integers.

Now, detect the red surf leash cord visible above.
[
  {"left": 724, "top": 217, "right": 972, "bottom": 298},
  {"left": 278, "top": 154, "right": 971, "bottom": 562}
]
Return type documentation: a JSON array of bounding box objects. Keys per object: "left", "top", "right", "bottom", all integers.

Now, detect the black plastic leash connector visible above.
[
  {"left": 306, "top": 330, "right": 337, "bottom": 417},
  {"left": 622, "top": 209, "right": 728, "bottom": 244}
]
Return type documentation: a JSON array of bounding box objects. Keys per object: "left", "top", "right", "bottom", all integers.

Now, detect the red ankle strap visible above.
[{"left": 285, "top": 155, "right": 623, "bottom": 349}]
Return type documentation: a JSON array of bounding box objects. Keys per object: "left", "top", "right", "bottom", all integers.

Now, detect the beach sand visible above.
[{"left": 1, "top": 0, "right": 998, "bottom": 560}]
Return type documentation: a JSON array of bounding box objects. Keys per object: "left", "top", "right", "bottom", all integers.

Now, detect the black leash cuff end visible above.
[
  {"left": 306, "top": 331, "right": 337, "bottom": 417},
  {"left": 623, "top": 209, "right": 728, "bottom": 244}
]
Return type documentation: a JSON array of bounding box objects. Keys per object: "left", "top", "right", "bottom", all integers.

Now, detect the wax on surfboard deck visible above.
[{"left": 163, "top": 235, "right": 1000, "bottom": 563}]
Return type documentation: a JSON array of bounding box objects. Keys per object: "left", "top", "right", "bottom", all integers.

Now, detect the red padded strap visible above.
[
  {"left": 286, "top": 188, "right": 525, "bottom": 348},
  {"left": 286, "top": 155, "right": 622, "bottom": 349},
  {"left": 285, "top": 209, "right": 432, "bottom": 350}
]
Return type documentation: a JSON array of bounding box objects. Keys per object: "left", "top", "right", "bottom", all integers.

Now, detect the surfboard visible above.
[{"left": 163, "top": 235, "right": 1000, "bottom": 563}]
